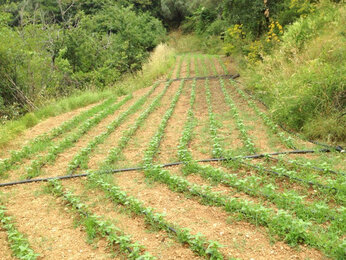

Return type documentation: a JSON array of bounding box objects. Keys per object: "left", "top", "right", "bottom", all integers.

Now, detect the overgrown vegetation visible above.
[
  {"left": 0, "top": 0, "right": 165, "bottom": 121},
  {"left": 242, "top": 1, "right": 345, "bottom": 142}
]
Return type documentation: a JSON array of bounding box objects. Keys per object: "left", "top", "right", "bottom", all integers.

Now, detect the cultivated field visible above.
[{"left": 0, "top": 55, "right": 345, "bottom": 260}]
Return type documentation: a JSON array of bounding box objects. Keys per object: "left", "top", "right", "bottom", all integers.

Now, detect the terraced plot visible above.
[{"left": 0, "top": 55, "right": 345, "bottom": 260}]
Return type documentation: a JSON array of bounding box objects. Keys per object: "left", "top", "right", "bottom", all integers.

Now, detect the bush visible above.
[
  {"left": 242, "top": 1, "right": 346, "bottom": 142},
  {"left": 0, "top": 3, "right": 166, "bottom": 121}
]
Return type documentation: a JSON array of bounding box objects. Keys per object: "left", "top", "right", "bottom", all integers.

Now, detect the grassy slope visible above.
[
  {"left": 241, "top": 1, "right": 345, "bottom": 144},
  {"left": 0, "top": 44, "right": 176, "bottom": 148}
]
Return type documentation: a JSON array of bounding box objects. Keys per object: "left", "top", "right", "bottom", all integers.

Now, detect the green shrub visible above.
[{"left": 242, "top": 1, "right": 346, "bottom": 143}]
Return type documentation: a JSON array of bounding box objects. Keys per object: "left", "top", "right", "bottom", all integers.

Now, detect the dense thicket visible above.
[{"left": 0, "top": 0, "right": 165, "bottom": 121}]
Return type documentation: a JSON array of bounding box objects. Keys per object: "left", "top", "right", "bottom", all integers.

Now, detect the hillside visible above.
[{"left": 0, "top": 55, "right": 345, "bottom": 259}]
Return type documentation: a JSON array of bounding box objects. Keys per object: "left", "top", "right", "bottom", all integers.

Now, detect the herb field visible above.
[{"left": 0, "top": 55, "right": 345, "bottom": 260}]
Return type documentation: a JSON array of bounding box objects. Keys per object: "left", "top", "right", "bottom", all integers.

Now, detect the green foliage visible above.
[
  {"left": 0, "top": 1, "right": 165, "bottom": 121},
  {"left": 242, "top": 1, "right": 346, "bottom": 142},
  {"left": 0, "top": 206, "right": 39, "bottom": 259}
]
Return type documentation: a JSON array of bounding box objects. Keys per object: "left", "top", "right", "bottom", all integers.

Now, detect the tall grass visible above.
[
  {"left": 168, "top": 31, "right": 224, "bottom": 54},
  {"left": 0, "top": 44, "right": 176, "bottom": 148},
  {"left": 242, "top": 1, "right": 345, "bottom": 143}
]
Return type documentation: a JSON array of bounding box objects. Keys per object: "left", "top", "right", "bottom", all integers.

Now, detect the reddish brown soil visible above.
[
  {"left": 208, "top": 78, "right": 243, "bottom": 153},
  {"left": 189, "top": 57, "right": 197, "bottom": 77},
  {"left": 86, "top": 83, "right": 167, "bottom": 171},
  {"left": 179, "top": 57, "right": 189, "bottom": 78}
]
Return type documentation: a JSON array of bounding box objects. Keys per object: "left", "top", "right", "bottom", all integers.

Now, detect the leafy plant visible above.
[{"left": 0, "top": 206, "right": 39, "bottom": 259}]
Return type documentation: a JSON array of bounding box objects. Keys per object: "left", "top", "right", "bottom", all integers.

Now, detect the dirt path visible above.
[
  {"left": 189, "top": 80, "right": 212, "bottom": 159},
  {"left": 154, "top": 81, "right": 191, "bottom": 163}
]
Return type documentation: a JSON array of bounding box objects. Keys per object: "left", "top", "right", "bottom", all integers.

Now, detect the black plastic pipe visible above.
[
  {"left": 164, "top": 74, "right": 240, "bottom": 83},
  {"left": 0, "top": 149, "right": 331, "bottom": 188}
]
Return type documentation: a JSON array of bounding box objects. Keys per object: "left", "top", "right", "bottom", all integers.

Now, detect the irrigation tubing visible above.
[
  {"left": 231, "top": 78, "right": 345, "bottom": 153},
  {"left": 164, "top": 74, "right": 240, "bottom": 83},
  {"left": 0, "top": 149, "right": 332, "bottom": 188}
]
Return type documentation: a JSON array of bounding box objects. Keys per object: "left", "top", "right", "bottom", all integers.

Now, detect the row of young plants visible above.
[
  {"left": 102, "top": 80, "right": 174, "bottom": 169},
  {"left": 186, "top": 55, "right": 191, "bottom": 78},
  {"left": 219, "top": 77, "right": 256, "bottom": 154},
  {"left": 0, "top": 205, "right": 39, "bottom": 259},
  {"left": 185, "top": 161, "right": 344, "bottom": 231},
  {"left": 24, "top": 96, "right": 132, "bottom": 179},
  {"left": 203, "top": 53, "right": 256, "bottom": 155},
  {"left": 273, "top": 154, "right": 345, "bottom": 178},
  {"left": 177, "top": 79, "right": 197, "bottom": 164},
  {"left": 194, "top": 56, "right": 200, "bottom": 77},
  {"left": 47, "top": 180, "right": 155, "bottom": 259},
  {"left": 251, "top": 160, "right": 344, "bottom": 198},
  {"left": 273, "top": 155, "right": 346, "bottom": 182},
  {"left": 175, "top": 55, "right": 185, "bottom": 79},
  {"left": 88, "top": 173, "right": 224, "bottom": 259},
  {"left": 268, "top": 162, "right": 345, "bottom": 202},
  {"left": 166, "top": 56, "right": 177, "bottom": 80},
  {"left": 142, "top": 163, "right": 344, "bottom": 258},
  {"left": 138, "top": 75, "right": 226, "bottom": 259},
  {"left": 67, "top": 83, "right": 161, "bottom": 174},
  {"left": 233, "top": 83, "right": 296, "bottom": 149},
  {"left": 0, "top": 97, "right": 116, "bottom": 178},
  {"left": 204, "top": 79, "right": 223, "bottom": 158},
  {"left": 143, "top": 80, "right": 186, "bottom": 167},
  {"left": 215, "top": 56, "right": 296, "bottom": 149}
]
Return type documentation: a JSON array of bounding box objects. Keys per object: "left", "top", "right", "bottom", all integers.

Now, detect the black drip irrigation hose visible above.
[
  {"left": 231, "top": 78, "right": 345, "bottom": 153},
  {"left": 164, "top": 74, "right": 240, "bottom": 83},
  {"left": 0, "top": 149, "right": 331, "bottom": 188}
]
